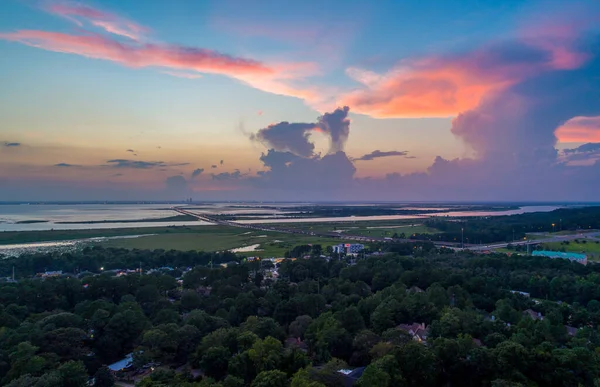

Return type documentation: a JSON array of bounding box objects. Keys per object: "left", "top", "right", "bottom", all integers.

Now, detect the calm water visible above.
[{"left": 0, "top": 204, "right": 565, "bottom": 232}]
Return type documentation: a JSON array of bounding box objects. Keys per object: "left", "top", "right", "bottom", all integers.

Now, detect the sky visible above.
[{"left": 1, "top": 0, "right": 600, "bottom": 201}]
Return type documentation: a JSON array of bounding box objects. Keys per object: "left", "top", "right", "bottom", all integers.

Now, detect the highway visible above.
[
  {"left": 173, "top": 208, "right": 463, "bottom": 248},
  {"left": 174, "top": 208, "right": 600, "bottom": 252}
]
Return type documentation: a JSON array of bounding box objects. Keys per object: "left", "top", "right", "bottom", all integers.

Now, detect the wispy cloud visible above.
[
  {"left": 3, "top": 142, "right": 21, "bottom": 147},
  {"left": 54, "top": 162, "right": 80, "bottom": 167},
  {"left": 104, "top": 159, "right": 189, "bottom": 169},
  {"left": 42, "top": 1, "right": 149, "bottom": 41},
  {"left": 353, "top": 150, "right": 409, "bottom": 161},
  {"left": 212, "top": 170, "right": 242, "bottom": 180}
]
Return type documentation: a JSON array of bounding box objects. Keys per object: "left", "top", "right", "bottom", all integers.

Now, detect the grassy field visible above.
[
  {"left": 266, "top": 220, "right": 438, "bottom": 238},
  {"left": 97, "top": 228, "right": 352, "bottom": 257},
  {"left": 0, "top": 225, "right": 208, "bottom": 245},
  {"left": 540, "top": 240, "right": 600, "bottom": 260}
]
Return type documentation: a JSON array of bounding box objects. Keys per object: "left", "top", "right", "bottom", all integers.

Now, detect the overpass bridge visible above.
[{"left": 173, "top": 207, "right": 463, "bottom": 248}]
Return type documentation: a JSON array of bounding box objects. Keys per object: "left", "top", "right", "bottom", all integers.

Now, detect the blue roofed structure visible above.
[
  {"left": 107, "top": 353, "right": 133, "bottom": 372},
  {"left": 532, "top": 250, "right": 587, "bottom": 265}
]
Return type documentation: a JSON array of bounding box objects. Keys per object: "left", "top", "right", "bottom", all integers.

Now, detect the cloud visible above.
[
  {"left": 250, "top": 106, "right": 351, "bottom": 157},
  {"left": 220, "top": 159, "right": 224, "bottom": 165},
  {"left": 162, "top": 70, "right": 203, "bottom": 79},
  {"left": 42, "top": 1, "right": 149, "bottom": 41},
  {"left": 561, "top": 142, "right": 600, "bottom": 165},
  {"left": 212, "top": 170, "right": 242, "bottom": 180},
  {"left": 317, "top": 106, "right": 350, "bottom": 153},
  {"left": 211, "top": 165, "right": 217, "bottom": 169},
  {"left": 191, "top": 168, "right": 204, "bottom": 178},
  {"left": 3, "top": 142, "right": 21, "bottom": 147},
  {"left": 104, "top": 159, "right": 189, "bottom": 169},
  {"left": 555, "top": 116, "right": 600, "bottom": 143},
  {"left": 354, "top": 150, "right": 409, "bottom": 161},
  {"left": 251, "top": 122, "right": 317, "bottom": 157},
  {"left": 126, "top": 149, "right": 135, "bottom": 153},
  {"left": 338, "top": 28, "right": 594, "bottom": 118},
  {"left": 165, "top": 175, "right": 189, "bottom": 194},
  {"left": 54, "top": 163, "right": 80, "bottom": 167}
]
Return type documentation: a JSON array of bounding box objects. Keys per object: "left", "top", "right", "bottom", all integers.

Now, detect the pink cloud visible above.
[
  {"left": 0, "top": 30, "right": 275, "bottom": 76},
  {"left": 338, "top": 9, "right": 597, "bottom": 120},
  {"left": 555, "top": 116, "right": 600, "bottom": 143},
  {"left": 43, "top": 1, "right": 148, "bottom": 40}
]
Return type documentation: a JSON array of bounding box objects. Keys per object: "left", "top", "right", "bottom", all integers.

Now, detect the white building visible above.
[{"left": 332, "top": 243, "right": 365, "bottom": 255}]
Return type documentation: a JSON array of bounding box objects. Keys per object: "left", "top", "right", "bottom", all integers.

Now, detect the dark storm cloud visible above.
[
  {"left": 354, "top": 150, "right": 409, "bottom": 161},
  {"left": 191, "top": 168, "right": 204, "bottom": 178},
  {"left": 3, "top": 142, "right": 21, "bottom": 147},
  {"left": 105, "top": 159, "right": 190, "bottom": 169}
]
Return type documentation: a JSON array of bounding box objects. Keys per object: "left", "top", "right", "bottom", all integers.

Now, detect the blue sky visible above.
[{"left": 0, "top": 0, "right": 599, "bottom": 201}]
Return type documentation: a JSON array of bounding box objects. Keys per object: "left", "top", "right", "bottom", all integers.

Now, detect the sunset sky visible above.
[{"left": 1, "top": 0, "right": 600, "bottom": 201}]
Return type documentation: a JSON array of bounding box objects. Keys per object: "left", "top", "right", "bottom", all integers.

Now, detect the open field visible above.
[
  {"left": 0, "top": 225, "right": 210, "bottom": 245},
  {"left": 264, "top": 219, "right": 439, "bottom": 238},
  {"left": 97, "top": 228, "right": 352, "bottom": 257},
  {"left": 540, "top": 240, "right": 600, "bottom": 260}
]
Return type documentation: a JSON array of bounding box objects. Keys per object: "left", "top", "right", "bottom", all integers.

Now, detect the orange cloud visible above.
[{"left": 555, "top": 116, "right": 600, "bottom": 143}]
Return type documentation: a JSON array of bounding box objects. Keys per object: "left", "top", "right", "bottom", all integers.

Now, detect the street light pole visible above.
[{"left": 461, "top": 228, "right": 464, "bottom": 249}]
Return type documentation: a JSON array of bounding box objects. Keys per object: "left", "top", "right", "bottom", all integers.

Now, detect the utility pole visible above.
[
  {"left": 12, "top": 265, "right": 15, "bottom": 282},
  {"left": 512, "top": 229, "right": 515, "bottom": 242},
  {"left": 461, "top": 228, "right": 464, "bottom": 249}
]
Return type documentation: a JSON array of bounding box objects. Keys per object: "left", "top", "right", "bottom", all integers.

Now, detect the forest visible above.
[
  {"left": 419, "top": 206, "right": 600, "bottom": 244},
  {"left": 1, "top": 246, "right": 600, "bottom": 386}
]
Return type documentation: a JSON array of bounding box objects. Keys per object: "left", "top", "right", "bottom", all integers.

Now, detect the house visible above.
[
  {"left": 332, "top": 244, "right": 365, "bottom": 255},
  {"left": 337, "top": 367, "right": 366, "bottom": 387},
  {"left": 397, "top": 323, "right": 428, "bottom": 342},
  {"left": 285, "top": 337, "right": 308, "bottom": 352},
  {"left": 523, "top": 309, "right": 544, "bottom": 321},
  {"left": 509, "top": 290, "right": 531, "bottom": 298},
  {"left": 565, "top": 325, "right": 578, "bottom": 336},
  {"left": 107, "top": 353, "right": 133, "bottom": 373}
]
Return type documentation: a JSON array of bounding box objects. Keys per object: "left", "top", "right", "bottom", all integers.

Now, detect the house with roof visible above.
[
  {"left": 337, "top": 367, "right": 366, "bottom": 387},
  {"left": 107, "top": 353, "right": 133, "bottom": 374},
  {"left": 523, "top": 309, "right": 544, "bottom": 321},
  {"left": 397, "top": 323, "right": 428, "bottom": 342},
  {"left": 565, "top": 325, "right": 578, "bottom": 337}
]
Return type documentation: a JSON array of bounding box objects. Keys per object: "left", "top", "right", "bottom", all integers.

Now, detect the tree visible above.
[
  {"left": 94, "top": 367, "right": 115, "bottom": 387},
  {"left": 201, "top": 346, "right": 230, "bottom": 380},
  {"left": 289, "top": 316, "right": 312, "bottom": 339},
  {"left": 251, "top": 370, "right": 288, "bottom": 387},
  {"left": 249, "top": 337, "right": 283, "bottom": 373},
  {"left": 57, "top": 361, "right": 88, "bottom": 387}
]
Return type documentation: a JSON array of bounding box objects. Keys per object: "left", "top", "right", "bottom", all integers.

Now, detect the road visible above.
[
  {"left": 175, "top": 208, "right": 600, "bottom": 252},
  {"left": 173, "top": 208, "right": 463, "bottom": 248}
]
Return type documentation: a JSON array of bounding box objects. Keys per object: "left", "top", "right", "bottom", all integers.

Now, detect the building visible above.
[
  {"left": 523, "top": 309, "right": 544, "bottom": 321},
  {"left": 332, "top": 243, "right": 365, "bottom": 255},
  {"left": 337, "top": 367, "right": 366, "bottom": 387},
  {"left": 107, "top": 353, "right": 133, "bottom": 374},
  {"left": 532, "top": 250, "right": 587, "bottom": 265},
  {"left": 397, "top": 322, "right": 429, "bottom": 342}
]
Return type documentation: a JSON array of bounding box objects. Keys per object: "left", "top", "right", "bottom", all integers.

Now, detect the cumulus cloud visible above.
[
  {"left": 3, "top": 142, "right": 21, "bottom": 147},
  {"left": 354, "top": 150, "right": 409, "bottom": 161},
  {"left": 251, "top": 122, "right": 317, "bottom": 157},
  {"left": 191, "top": 168, "right": 204, "bottom": 178},
  {"left": 250, "top": 106, "right": 351, "bottom": 157},
  {"left": 561, "top": 143, "right": 600, "bottom": 165},
  {"left": 105, "top": 159, "right": 189, "bottom": 169}
]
